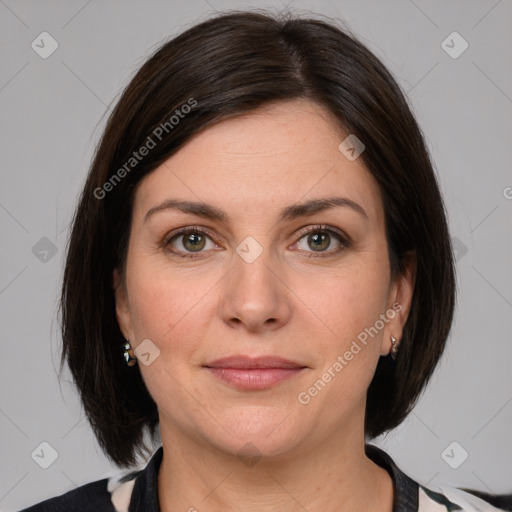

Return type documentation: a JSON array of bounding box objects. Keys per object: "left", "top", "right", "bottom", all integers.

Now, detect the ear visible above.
[
  {"left": 380, "top": 251, "right": 416, "bottom": 356},
  {"left": 112, "top": 267, "right": 134, "bottom": 341}
]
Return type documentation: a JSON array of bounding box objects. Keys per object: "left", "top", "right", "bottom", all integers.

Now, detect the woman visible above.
[{"left": 20, "top": 10, "right": 510, "bottom": 512}]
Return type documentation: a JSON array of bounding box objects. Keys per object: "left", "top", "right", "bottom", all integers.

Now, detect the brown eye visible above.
[
  {"left": 294, "top": 225, "right": 349, "bottom": 257},
  {"left": 180, "top": 232, "right": 206, "bottom": 252},
  {"left": 164, "top": 227, "right": 217, "bottom": 257},
  {"left": 307, "top": 232, "right": 331, "bottom": 252}
]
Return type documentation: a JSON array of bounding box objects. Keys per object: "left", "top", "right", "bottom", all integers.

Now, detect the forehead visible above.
[{"left": 132, "top": 99, "right": 384, "bottom": 226}]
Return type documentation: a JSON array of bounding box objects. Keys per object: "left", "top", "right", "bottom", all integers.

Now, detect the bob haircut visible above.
[{"left": 59, "top": 10, "right": 456, "bottom": 467}]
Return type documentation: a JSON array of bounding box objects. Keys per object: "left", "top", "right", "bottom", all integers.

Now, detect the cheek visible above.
[
  {"left": 301, "top": 264, "right": 389, "bottom": 390},
  {"left": 307, "top": 264, "right": 389, "bottom": 346},
  {"left": 125, "top": 266, "right": 215, "bottom": 408},
  {"left": 125, "top": 255, "right": 221, "bottom": 358}
]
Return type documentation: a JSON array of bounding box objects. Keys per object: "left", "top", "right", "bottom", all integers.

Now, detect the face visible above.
[{"left": 114, "top": 99, "right": 414, "bottom": 460}]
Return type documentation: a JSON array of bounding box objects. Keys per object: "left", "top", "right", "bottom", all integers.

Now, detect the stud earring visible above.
[
  {"left": 123, "top": 340, "right": 137, "bottom": 366},
  {"left": 390, "top": 336, "right": 399, "bottom": 361}
]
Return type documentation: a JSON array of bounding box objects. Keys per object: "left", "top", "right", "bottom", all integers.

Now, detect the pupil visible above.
[
  {"left": 310, "top": 232, "right": 328, "bottom": 251},
  {"left": 185, "top": 233, "right": 204, "bottom": 251}
]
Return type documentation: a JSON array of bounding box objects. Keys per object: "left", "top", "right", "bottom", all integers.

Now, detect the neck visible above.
[{"left": 157, "top": 421, "right": 394, "bottom": 512}]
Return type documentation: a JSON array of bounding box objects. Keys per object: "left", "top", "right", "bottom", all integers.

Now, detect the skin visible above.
[{"left": 113, "top": 99, "right": 415, "bottom": 512}]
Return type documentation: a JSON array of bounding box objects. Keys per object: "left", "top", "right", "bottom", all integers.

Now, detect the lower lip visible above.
[{"left": 206, "top": 367, "right": 305, "bottom": 390}]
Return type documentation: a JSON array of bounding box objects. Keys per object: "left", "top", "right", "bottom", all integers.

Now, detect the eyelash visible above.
[{"left": 161, "top": 224, "right": 350, "bottom": 259}]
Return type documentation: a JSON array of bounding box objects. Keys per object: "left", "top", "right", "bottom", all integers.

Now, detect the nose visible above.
[{"left": 220, "top": 243, "right": 292, "bottom": 334}]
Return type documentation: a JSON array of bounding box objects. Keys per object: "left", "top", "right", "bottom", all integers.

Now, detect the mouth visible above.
[{"left": 204, "top": 355, "right": 307, "bottom": 390}]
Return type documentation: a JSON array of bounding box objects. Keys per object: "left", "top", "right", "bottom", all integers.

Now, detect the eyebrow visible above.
[{"left": 144, "top": 196, "right": 368, "bottom": 224}]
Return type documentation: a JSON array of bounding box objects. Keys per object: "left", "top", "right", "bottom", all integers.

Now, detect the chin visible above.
[{"left": 200, "top": 405, "right": 309, "bottom": 459}]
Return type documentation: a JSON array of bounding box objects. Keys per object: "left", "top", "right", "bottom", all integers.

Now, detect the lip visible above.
[
  {"left": 205, "top": 355, "right": 305, "bottom": 369},
  {"left": 204, "top": 356, "right": 307, "bottom": 390}
]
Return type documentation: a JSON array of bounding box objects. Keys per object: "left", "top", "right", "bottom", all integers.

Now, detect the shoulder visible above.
[
  {"left": 16, "top": 470, "right": 141, "bottom": 512},
  {"left": 365, "top": 443, "right": 511, "bottom": 512},
  {"left": 17, "top": 447, "right": 160, "bottom": 512},
  {"left": 17, "top": 478, "right": 114, "bottom": 512},
  {"left": 418, "top": 484, "right": 512, "bottom": 512}
]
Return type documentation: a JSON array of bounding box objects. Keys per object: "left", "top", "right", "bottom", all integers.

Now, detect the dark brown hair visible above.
[{"left": 59, "top": 9, "right": 456, "bottom": 467}]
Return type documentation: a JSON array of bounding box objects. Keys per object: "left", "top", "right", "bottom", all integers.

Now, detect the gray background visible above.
[{"left": 1, "top": 0, "right": 511, "bottom": 510}]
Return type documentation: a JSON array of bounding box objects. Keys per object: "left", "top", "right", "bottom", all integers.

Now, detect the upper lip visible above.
[{"left": 204, "top": 355, "right": 306, "bottom": 369}]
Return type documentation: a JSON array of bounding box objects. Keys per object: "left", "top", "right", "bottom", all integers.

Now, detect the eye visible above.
[
  {"left": 292, "top": 225, "right": 349, "bottom": 257},
  {"left": 163, "top": 226, "right": 219, "bottom": 258},
  {"left": 162, "top": 224, "right": 350, "bottom": 259}
]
